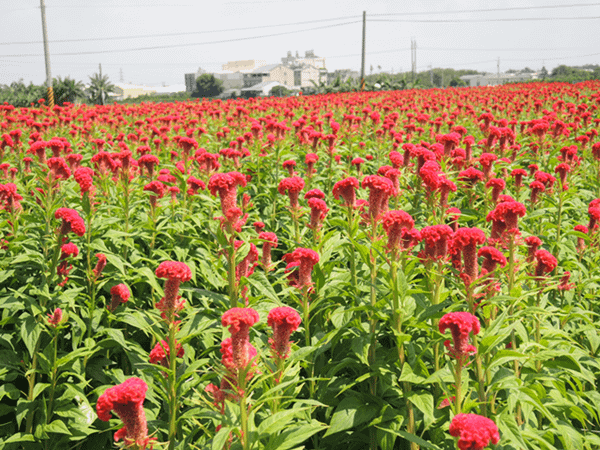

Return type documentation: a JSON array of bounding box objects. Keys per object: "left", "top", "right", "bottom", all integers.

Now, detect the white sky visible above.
[{"left": 0, "top": 0, "right": 599, "bottom": 87}]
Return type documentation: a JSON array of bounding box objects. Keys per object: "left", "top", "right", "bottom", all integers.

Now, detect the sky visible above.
[{"left": 0, "top": 0, "right": 599, "bottom": 88}]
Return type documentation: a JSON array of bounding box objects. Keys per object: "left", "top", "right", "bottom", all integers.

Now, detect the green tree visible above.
[
  {"left": 270, "top": 85, "right": 292, "bottom": 97},
  {"left": 540, "top": 66, "right": 548, "bottom": 80},
  {"left": 53, "top": 76, "right": 85, "bottom": 105},
  {"left": 87, "top": 72, "right": 115, "bottom": 105},
  {"left": 0, "top": 80, "right": 45, "bottom": 107},
  {"left": 191, "top": 74, "right": 224, "bottom": 98}
]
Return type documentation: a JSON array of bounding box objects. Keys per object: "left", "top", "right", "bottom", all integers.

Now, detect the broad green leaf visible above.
[
  {"left": 374, "top": 427, "right": 442, "bottom": 450},
  {"left": 323, "top": 396, "right": 378, "bottom": 437}
]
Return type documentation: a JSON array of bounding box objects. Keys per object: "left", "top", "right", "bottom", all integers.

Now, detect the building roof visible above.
[
  {"left": 250, "top": 63, "right": 281, "bottom": 74},
  {"left": 241, "top": 80, "right": 283, "bottom": 91}
]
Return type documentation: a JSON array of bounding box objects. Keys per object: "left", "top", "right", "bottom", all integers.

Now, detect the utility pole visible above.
[
  {"left": 120, "top": 68, "right": 124, "bottom": 83},
  {"left": 39, "top": 0, "right": 54, "bottom": 106},
  {"left": 360, "top": 11, "right": 366, "bottom": 90},
  {"left": 497, "top": 57, "right": 500, "bottom": 85},
  {"left": 411, "top": 38, "right": 417, "bottom": 81},
  {"left": 429, "top": 65, "right": 433, "bottom": 87}
]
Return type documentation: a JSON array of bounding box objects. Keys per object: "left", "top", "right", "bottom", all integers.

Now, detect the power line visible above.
[
  {"left": 0, "top": 21, "right": 361, "bottom": 58},
  {"left": 369, "top": 2, "right": 600, "bottom": 17},
  {"left": 0, "top": 15, "right": 360, "bottom": 45},
  {"left": 368, "top": 16, "right": 600, "bottom": 23}
]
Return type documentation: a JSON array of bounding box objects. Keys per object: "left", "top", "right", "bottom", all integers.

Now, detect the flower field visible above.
[{"left": 1, "top": 81, "right": 600, "bottom": 450}]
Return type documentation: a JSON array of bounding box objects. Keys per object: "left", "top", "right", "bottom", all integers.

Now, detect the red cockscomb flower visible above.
[
  {"left": 221, "top": 307, "right": 260, "bottom": 370},
  {"left": 155, "top": 261, "right": 191, "bottom": 321},
  {"left": 278, "top": 176, "right": 305, "bottom": 210},
  {"left": 534, "top": 249, "right": 557, "bottom": 278},
  {"left": 439, "top": 311, "right": 480, "bottom": 361},
  {"left": 381, "top": 210, "right": 414, "bottom": 252},
  {"left": 55, "top": 208, "right": 86, "bottom": 237},
  {"left": 267, "top": 306, "right": 302, "bottom": 359},
  {"left": 454, "top": 228, "right": 486, "bottom": 286},
  {"left": 96, "top": 377, "right": 152, "bottom": 449},
  {"left": 109, "top": 284, "right": 130, "bottom": 311},
  {"left": 419, "top": 224, "right": 454, "bottom": 262},
  {"left": 332, "top": 177, "right": 359, "bottom": 208},
  {"left": 449, "top": 413, "right": 500, "bottom": 450},
  {"left": 47, "top": 308, "right": 63, "bottom": 327},
  {"left": 149, "top": 339, "right": 184, "bottom": 368},
  {"left": 362, "top": 175, "right": 394, "bottom": 221},
  {"left": 290, "top": 248, "right": 319, "bottom": 291}
]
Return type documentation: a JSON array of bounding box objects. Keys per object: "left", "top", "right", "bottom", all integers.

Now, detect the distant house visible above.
[
  {"left": 240, "top": 80, "right": 284, "bottom": 97},
  {"left": 243, "top": 64, "right": 295, "bottom": 88},
  {"left": 113, "top": 83, "right": 156, "bottom": 100},
  {"left": 460, "top": 72, "right": 539, "bottom": 87}
]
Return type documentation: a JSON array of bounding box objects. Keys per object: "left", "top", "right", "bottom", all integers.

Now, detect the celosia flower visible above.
[
  {"left": 574, "top": 224, "right": 588, "bottom": 251},
  {"left": 558, "top": 271, "right": 575, "bottom": 291},
  {"left": 304, "top": 188, "right": 325, "bottom": 201},
  {"left": 47, "top": 157, "right": 71, "bottom": 180},
  {"left": 449, "top": 413, "right": 500, "bottom": 450},
  {"left": 267, "top": 306, "right": 302, "bottom": 359},
  {"left": 529, "top": 180, "right": 545, "bottom": 205},
  {"left": 439, "top": 311, "right": 480, "bottom": 360},
  {"left": 525, "top": 236, "right": 542, "bottom": 263},
  {"left": 282, "top": 160, "right": 296, "bottom": 175},
  {"left": 278, "top": 176, "right": 305, "bottom": 210},
  {"left": 485, "top": 178, "right": 505, "bottom": 203},
  {"left": 381, "top": 210, "right": 414, "bottom": 252},
  {"left": 149, "top": 339, "right": 184, "bottom": 368},
  {"left": 478, "top": 246, "right": 507, "bottom": 273},
  {"left": 258, "top": 232, "right": 278, "bottom": 270},
  {"left": 419, "top": 225, "right": 454, "bottom": 262},
  {"left": 454, "top": 228, "right": 486, "bottom": 286},
  {"left": 221, "top": 308, "right": 260, "bottom": 370},
  {"left": 534, "top": 249, "right": 557, "bottom": 278},
  {"left": 138, "top": 154, "right": 159, "bottom": 177},
  {"left": 73, "top": 167, "right": 94, "bottom": 195},
  {"left": 55, "top": 208, "right": 86, "bottom": 237},
  {"left": 307, "top": 197, "right": 328, "bottom": 231},
  {"left": 109, "top": 284, "right": 130, "bottom": 311},
  {"left": 491, "top": 201, "right": 526, "bottom": 235},
  {"left": 93, "top": 253, "right": 107, "bottom": 280},
  {"left": 419, "top": 160, "right": 441, "bottom": 193},
  {"left": 458, "top": 167, "right": 484, "bottom": 186},
  {"left": 208, "top": 171, "right": 247, "bottom": 219},
  {"left": 362, "top": 175, "right": 394, "bottom": 221},
  {"left": 47, "top": 308, "right": 63, "bottom": 327},
  {"left": 290, "top": 248, "right": 319, "bottom": 291},
  {"left": 332, "top": 177, "right": 359, "bottom": 208},
  {"left": 155, "top": 261, "right": 192, "bottom": 321},
  {"left": 96, "top": 377, "right": 151, "bottom": 449}
]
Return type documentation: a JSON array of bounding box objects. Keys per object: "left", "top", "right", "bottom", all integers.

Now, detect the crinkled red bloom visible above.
[
  {"left": 208, "top": 171, "right": 247, "bottom": 216},
  {"left": 222, "top": 308, "right": 260, "bottom": 370},
  {"left": 478, "top": 246, "right": 507, "bottom": 273},
  {"left": 439, "top": 311, "right": 480, "bottom": 360},
  {"left": 55, "top": 208, "right": 86, "bottom": 236},
  {"left": 278, "top": 176, "right": 305, "bottom": 209},
  {"left": 267, "top": 306, "right": 302, "bottom": 359},
  {"left": 449, "top": 413, "right": 500, "bottom": 450},
  {"left": 307, "top": 197, "right": 328, "bottom": 231},
  {"left": 485, "top": 178, "right": 505, "bottom": 203},
  {"left": 74, "top": 167, "right": 94, "bottom": 194},
  {"left": 60, "top": 242, "right": 79, "bottom": 258},
  {"left": 362, "top": 175, "right": 394, "bottom": 221},
  {"left": 155, "top": 261, "right": 191, "bottom": 321},
  {"left": 458, "top": 167, "right": 484, "bottom": 186},
  {"left": 454, "top": 228, "right": 486, "bottom": 285},
  {"left": 109, "top": 283, "right": 130, "bottom": 311},
  {"left": 419, "top": 224, "right": 454, "bottom": 262},
  {"left": 419, "top": 160, "right": 441, "bottom": 192},
  {"left": 534, "top": 249, "right": 557, "bottom": 278},
  {"left": 96, "top": 377, "right": 151, "bottom": 449},
  {"left": 258, "top": 231, "right": 278, "bottom": 270},
  {"left": 47, "top": 308, "right": 63, "bottom": 327},
  {"left": 332, "top": 177, "right": 359, "bottom": 208},
  {"left": 492, "top": 201, "right": 526, "bottom": 233},
  {"left": 304, "top": 188, "right": 325, "bottom": 200},
  {"left": 93, "top": 253, "right": 107, "bottom": 279},
  {"left": 290, "top": 248, "right": 319, "bottom": 290},
  {"left": 47, "top": 157, "right": 71, "bottom": 180},
  {"left": 155, "top": 261, "right": 192, "bottom": 282},
  {"left": 381, "top": 210, "right": 414, "bottom": 251},
  {"left": 149, "top": 339, "right": 184, "bottom": 367}
]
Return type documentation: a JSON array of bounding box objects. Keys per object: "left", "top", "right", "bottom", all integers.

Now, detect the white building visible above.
[{"left": 460, "top": 72, "right": 539, "bottom": 87}]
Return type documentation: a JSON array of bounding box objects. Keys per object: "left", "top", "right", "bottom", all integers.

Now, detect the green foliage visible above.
[
  {"left": 52, "top": 76, "right": 86, "bottom": 105},
  {"left": 87, "top": 72, "right": 116, "bottom": 105},
  {"left": 0, "top": 80, "right": 46, "bottom": 107},
  {"left": 191, "top": 74, "right": 224, "bottom": 98},
  {"left": 115, "top": 91, "right": 192, "bottom": 105},
  {"left": 270, "top": 85, "right": 292, "bottom": 97}
]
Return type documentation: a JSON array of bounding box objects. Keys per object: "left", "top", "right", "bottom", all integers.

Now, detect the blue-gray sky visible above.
[{"left": 1, "top": 0, "right": 599, "bottom": 87}]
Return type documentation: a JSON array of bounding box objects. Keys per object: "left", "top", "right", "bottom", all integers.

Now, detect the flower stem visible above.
[{"left": 167, "top": 322, "right": 178, "bottom": 450}]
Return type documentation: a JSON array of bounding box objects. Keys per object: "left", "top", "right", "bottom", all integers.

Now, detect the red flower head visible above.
[
  {"left": 253, "top": 221, "right": 265, "bottom": 233},
  {"left": 478, "top": 153, "right": 497, "bottom": 179},
  {"left": 307, "top": 197, "right": 328, "bottom": 232},
  {"left": 362, "top": 175, "right": 394, "bottom": 222},
  {"left": 304, "top": 188, "right": 325, "bottom": 201},
  {"left": 419, "top": 224, "right": 454, "bottom": 262},
  {"left": 491, "top": 201, "right": 526, "bottom": 235},
  {"left": 381, "top": 210, "right": 414, "bottom": 252},
  {"left": 96, "top": 377, "right": 151, "bottom": 448},
  {"left": 332, "top": 177, "right": 359, "bottom": 208},
  {"left": 55, "top": 208, "right": 86, "bottom": 237},
  {"left": 558, "top": 271, "right": 575, "bottom": 291},
  {"left": 149, "top": 339, "right": 184, "bottom": 368},
  {"left": 222, "top": 308, "right": 260, "bottom": 370},
  {"left": 529, "top": 180, "right": 545, "bottom": 205},
  {"left": 155, "top": 261, "right": 191, "bottom": 321},
  {"left": 47, "top": 157, "right": 71, "bottom": 180},
  {"left": 74, "top": 167, "right": 94, "bottom": 195},
  {"left": 109, "top": 284, "right": 131, "bottom": 311},
  {"left": 525, "top": 236, "right": 542, "bottom": 263},
  {"left": 93, "top": 253, "right": 107, "bottom": 280},
  {"left": 419, "top": 160, "right": 441, "bottom": 193},
  {"left": 290, "top": 247, "right": 319, "bottom": 291},
  {"left": 458, "top": 167, "right": 484, "bottom": 187},
  {"left": 454, "top": 227, "right": 486, "bottom": 285},
  {"left": 267, "top": 306, "right": 302, "bottom": 359},
  {"left": 478, "top": 246, "right": 507, "bottom": 273},
  {"left": 47, "top": 308, "right": 63, "bottom": 327},
  {"left": 208, "top": 171, "right": 247, "bottom": 218},
  {"left": 574, "top": 224, "right": 588, "bottom": 251},
  {"left": 511, "top": 168, "right": 527, "bottom": 189},
  {"left": 485, "top": 178, "right": 505, "bottom": 203},
  {"left": 439, "top": 311, "right": 480, "bottom": 360},
  {"left": 534, "top": 249, "right": 557, "bottom": 278},
  {"left": 258, "top": 231, "right": 278, "bottom": 270},
  {"left": 449, "top": 413, "right": 500, "bottom": 450},
  {"left": 278, "top": 176, "right": 305, "bottom": 210},
  {"left": 282, "top": 159, "right": 296, "bottom": 175}
]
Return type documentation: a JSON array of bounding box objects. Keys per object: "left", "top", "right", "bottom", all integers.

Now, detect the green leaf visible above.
[
  {"left": 258, "top": 409, "right": 308, "bottom": 436},
  {"left": 45, "top": 419, "right": 71, "bottom": 435},
  {"left": 212, "top": 426, "right": 233, "bottom": 450},
  {"left": 246, "top": 271, "right": 280, "bottom": 303},
  {"left": 265, "top": 420, "right": 326, "bottom": 450},
  {"left": 407, "top": 391, "right": 434, "bottom": 429},
  {"left": 0, "top": 383, "right": 20, "bottom": 400},
  {"left": 2, "top": 433, "right": 36, "bottom": 444},
  {"left": 374, "top": 427, "right": 442, "bottom": 450},
  {"left": 20, "top": 314, "right": 41, "bottom": 358},
  {"left": 323, "top": 396, "right": 378, "bottom": 437}
]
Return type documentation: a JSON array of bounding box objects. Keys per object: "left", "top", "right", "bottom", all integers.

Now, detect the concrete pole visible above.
[
  {"left": 360, "top": 11, "right": 366, "bottom": 90},
  {"left": 40, "top": 0, "right": 54, "bottom": 106}
]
